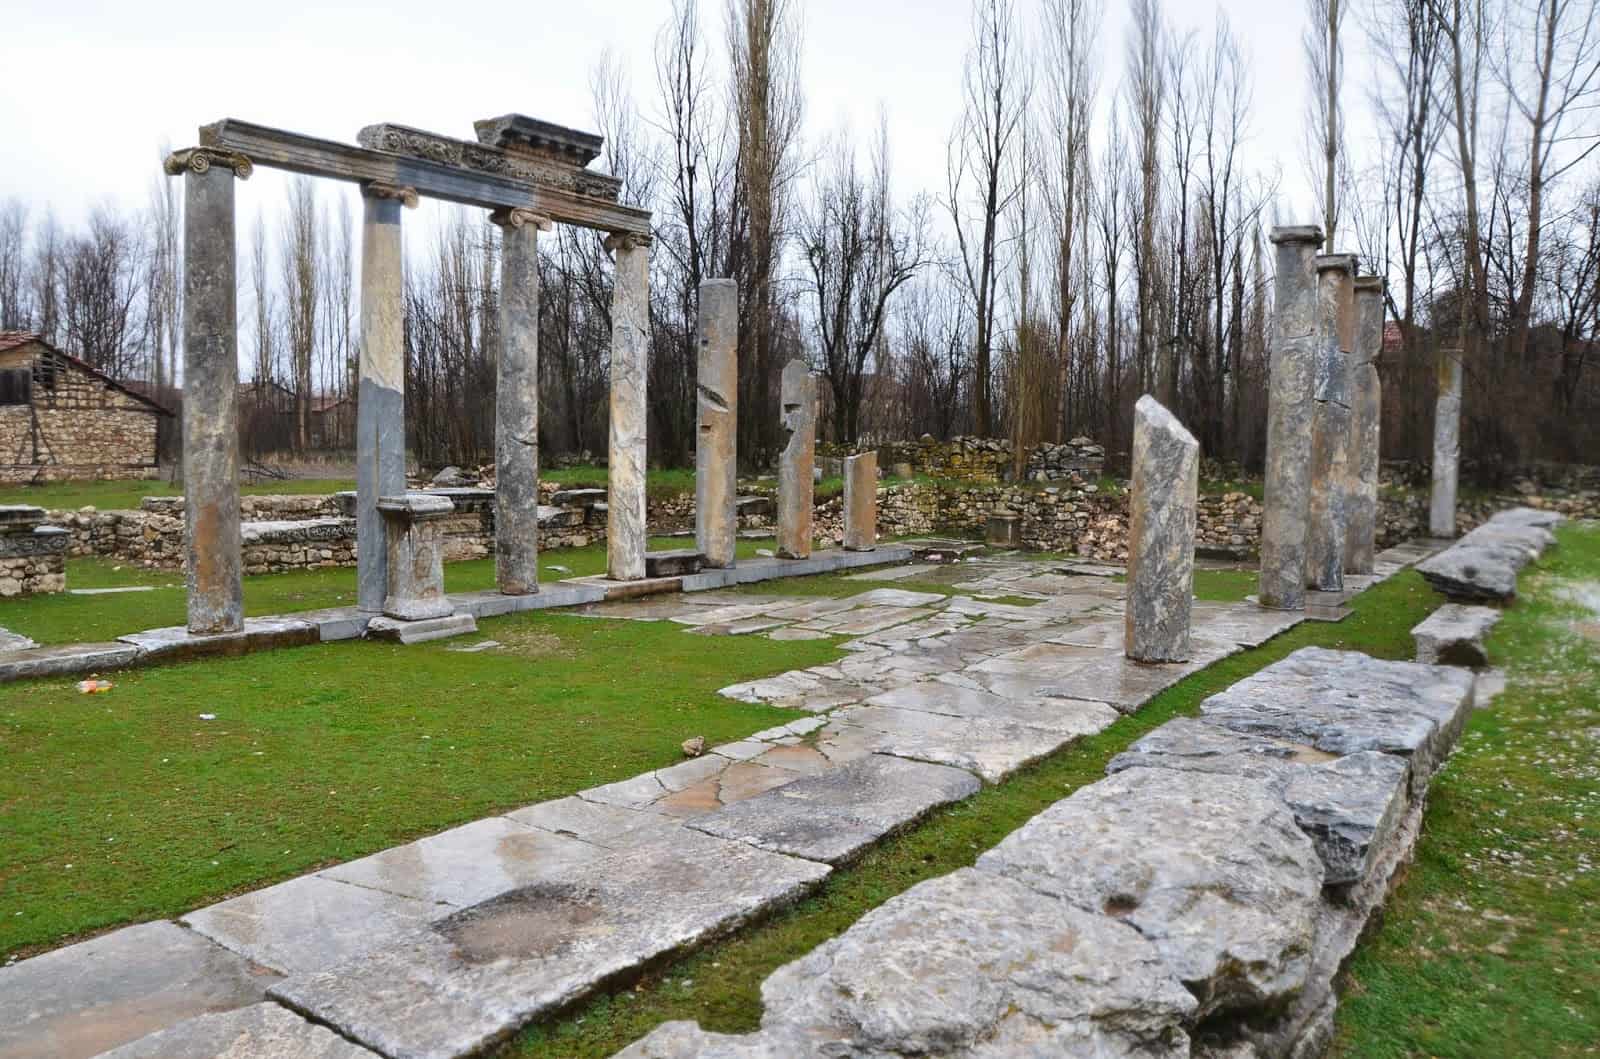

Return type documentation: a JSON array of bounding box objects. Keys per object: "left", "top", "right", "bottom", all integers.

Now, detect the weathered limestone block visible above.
[
  {"left": 177, "top": 153, "right": 244, "bottom": 634},
  {"left": 696, "top": 279, "right": 739, "bottom": 568},
  {"left": 377, "top": 493, "right": 456, "bottom": 621},
  {"left": 1108, "top": 717, "right": 1410, "bottom": 886},
  {"left": 357, "top": 188, "right": 409, "bottom": 612},
  {"left": 1416, "top": 508, "right": 1561, "bottom": 602},
  {"left": 757, "top": 868, "right": 1196, "bottom": 1056},
  {"left": 1309, "top": 253, "right": 1356, "bottom": 592},
  {"left": 776, "top": 359, "right": 817, "bottom": 559},
  {"left": 976, "top": 766, "right": 1323, "bottom": 1018},
  {"left": 842, "top": 451, "right": 877, "bottom": 552},
  {"left": 608, "top": 236, "right": 651, "bottom": 581},
  {"left": 1346, "top": 276, "right": 1384, "bottom": 574},
  {"left": 495, "top": 208, "right": 549, "bottom": 595},
  {"left": 1198, "top": 646, "right": 1476, "bottom": 796},
  {"left": 1430, "top": 348, "right": 1464, "bottom": 538},
  {"left": 1412, "top": 603, "right": 1501, "bottom": 666},
  {"left": 612, "top": 1022, "right": 810, "bottom": 1058},
  {"left": 97, "top": 1002, "right": 378, "bottom": 1059},
  {"left": 1124, "top": 396, "right": 1198, "bottom": 663},
  {"left": 1260, "top": 225, "right": 1323, "bottom": 610}
]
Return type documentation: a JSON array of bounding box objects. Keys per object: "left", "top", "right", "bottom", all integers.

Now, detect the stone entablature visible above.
[{"left": 0, "top": 334, "right": 170, "bottom": 485}]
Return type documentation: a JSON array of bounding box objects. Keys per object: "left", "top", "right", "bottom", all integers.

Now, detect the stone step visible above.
[
  {"left": 644, "top": 548, "right": 705, "bottom": 578},
  {"left": 364, "top": 613, "right": 477, "bottom": 644},
  {"left": 1413, "top": 603, "right": 1502, "bottom": 666}
]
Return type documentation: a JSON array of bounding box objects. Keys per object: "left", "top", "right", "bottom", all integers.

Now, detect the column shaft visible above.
[
  {"left": 842, "top": 451, "right": 878, "bottom": 551},
  {"left": 180, "top": 164, "right": 243, "bottom": 634},
  {"left": 608, "top": 239, "right": 649, "bottom": 580},
  {"left": 776, "top": 360, "right": 817, "bottom": 559},
  {"left": 497, "top": 216, "right": 542, "bottom": 593},
  {"left": 695, "top": 279, "right": 738, "bottom": 568},
  {"left": 1259, "top": 226, "right": 1323, "bottom": 610},
  {"left": 356, "top": 193, "right": 407, "bottom": 613},
  {"left": 1308, "top": 254, "right": 1356, "bottom": 592},
  {"left": 1429, "top": 351, "right": 1463, "bottom": 538},
  {"left": 1125, "top": 395, "right": 1199, "bottom": 663},
  {"left": 1346, "top": 278, "right": 1384, "bottom": 573}
]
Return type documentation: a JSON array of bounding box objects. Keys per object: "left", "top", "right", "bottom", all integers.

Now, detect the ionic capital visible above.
[
  {"left": 603, "top": 231, "right": 653, "bottom": 252},
  {"left": 489, "top": 207, "right": 553, "bottom": 231},
  {"left": 164, "top": 147, "right": 253, "bottom": 180},
  {"left": 363, "top": 182, "right": 420, "bottom": 209}
]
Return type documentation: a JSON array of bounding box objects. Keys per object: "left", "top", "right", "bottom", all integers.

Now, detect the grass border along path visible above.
[{"left": 508, "top": 565, "right": 1446, "bottom": 1058}]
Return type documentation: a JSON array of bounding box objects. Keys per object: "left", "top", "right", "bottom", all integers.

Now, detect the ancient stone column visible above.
[
  {"left": 843, "top": 451, "right": 878, "bottom": 551},
  {"left": 1429, "top": 348, "right": 1463, "bottom": 538},
  {"left": 1259, "top": 225, "right": 1323, "bottom": 610},
  {"left": 606, "top": 235, "right": 650, "bottom": 580},
  {"left": 377, "top": 493, "right": 457, "bottom": 621},
  {"left": 493, "top": 208, "right": 551, "bottom": 594},
  {"left": 695, "top": 279, "right": 738, "bottom": 568},
  {"left": 167, "top": 147, "right": 251, "bottom": 635},
  {"left": 355, "top": 183, "right": 414, "bottom": 613},
  {"left": 1308, "top": 253, "right": 1357, "bottom": 592},
  {"left": 1346, "top": 276, "right": 1384, "bottom": 574},
  {"left": 1124, "top": 396, "right": 1199, "bottom": 663},
  {"left": 776, "top": 359, "right": 817, "bottom": 559}
]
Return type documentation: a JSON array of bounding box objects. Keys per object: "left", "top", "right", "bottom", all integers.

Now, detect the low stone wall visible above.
[
  {"left": 824, "top": 435, "right": 1106, "bottom": 484},
  {"left": 37, "top": 474, "right": 1599, "bottom": 574}
]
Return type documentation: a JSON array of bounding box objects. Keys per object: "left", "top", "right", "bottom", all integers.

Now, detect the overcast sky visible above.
[{"left": 2, "top": 0, "right": 1371, "bottom": 243}]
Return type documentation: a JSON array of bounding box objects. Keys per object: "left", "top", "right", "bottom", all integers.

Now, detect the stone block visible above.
[
  {"left": 377, "top": 492, "right": 457, "bottom": 621},
  {"left": 776, "top": 360, "right": 817, "bottom": 560},
  {"left": 364, "top": 613, "right": 478, "bottom": 644},
  {"left": 984, "top": 512, "right": 1020, "bottom": 547},
  {"left": 1197, "top": 646, "right": 1476, "bottom": 795},
  {"left": 0, "top": 642, "right": 140, "bottom": 684},
  {"left": 1108, "top": 717, "right": 1410, "bottom": 885},
  {"left": 0, "top": 921, "right": 276, "bottom": 1059},
  {"left": 267, "top": 829, "right": 830, "bottom": 1059},
  {"left": 842, "top": 451, "right": 877, "bottom": 551},
  {"left": 119, "top": 618, "right": 318, "bottom": 662},
  {"left": 976, "top": 766, "right": 1324, "bottom": 1018},
  {"left": 687, "top": 754, "right": 979, "bottom": 863},
  {"left": 184, "top": 874, "right": 440, "bottom": 977},
  {"left": 644, "top": 548, "right": 706, "bottom": 577},
  {"left": 1413, "top": 603, "right": 1501, "bottom": 666},
  {"left": 756, "top": 868, "right": 1196, "bottom": 1056},
  {"left": 94, "top": 1002, "right": 377, "bottom": 1059}
]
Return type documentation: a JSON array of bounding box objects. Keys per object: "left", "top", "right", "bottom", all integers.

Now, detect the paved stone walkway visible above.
[{"left": 0, "top": 541, "right": 1444, "bottom": 1059}]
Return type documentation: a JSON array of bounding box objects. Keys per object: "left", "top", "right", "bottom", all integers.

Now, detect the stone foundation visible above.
[{"left": 0, "top": 506, "right": 68, "bottom": 596}]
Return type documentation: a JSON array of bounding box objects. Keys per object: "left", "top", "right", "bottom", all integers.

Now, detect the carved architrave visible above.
[
  {"left": 356, "top": 123, "right": 622, "bottom": 204},
  {"left": 362, "top": 181, "right": 420, "bottom": 209},
  {"left": 489, "top": 207, "right": 553, "bottom": 231},
  {"left": 164, "top": 146, "right": 253, "bottom": 180}
]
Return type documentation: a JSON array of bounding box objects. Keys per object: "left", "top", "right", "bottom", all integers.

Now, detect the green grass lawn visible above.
[
  {"left": 0, "top": 537, "right": 784, "bottom": 645},
  {"left": 508, "top": 566, "right": 1447, "bottom": 1057},
  {"left": 0, "top": 612, "right": 840, "bottom": 961},
  {"left": 1331, "top": 521, "right": 1600, "bottom": 1057}
]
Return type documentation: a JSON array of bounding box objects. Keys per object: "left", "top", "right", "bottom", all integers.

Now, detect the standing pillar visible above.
[
  {"left": 166, "top": 147, "right": 251, "bottom": 635},
  {"left": 606, "top": 234, "right": 650, "bottom": 580},
  {"left": 1259, "top": 225, "right": 1323, "bottom": 610},
  {"left": 355, "top": 183, "right": 414, "bottom": 613},
  {"left": 493, "top": 208, "right": 551, "bottom": 594},
  {"left": 1125, "top": 395, "right": 1199, "bottom": 663},
  {"left": 695, "top": 279, "right": 738, "bottom": 568},
  {"left": 1429, "top": 348, "right": 1463, "bottom": 538},
  {"left": 843, "top": 451, "right": 878, "bottom": 551},
  {"left": 776, "top": 360, "right": 817, "bottom": 559},
  {"left": 1308, "top": 253, "right": 1356, "bottom": 592},
  {"left": 1346, "top": 276, "right": 1384, "bottom": 573}
]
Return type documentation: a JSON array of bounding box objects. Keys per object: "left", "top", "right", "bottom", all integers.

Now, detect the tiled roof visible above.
[{"left": 0, "top": 330, "right": 42, "bottom": 353}]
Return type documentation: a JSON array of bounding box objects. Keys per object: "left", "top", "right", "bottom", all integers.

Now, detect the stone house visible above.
[{"left": 0, "top": 331, "right": 172, "bottom": 483}]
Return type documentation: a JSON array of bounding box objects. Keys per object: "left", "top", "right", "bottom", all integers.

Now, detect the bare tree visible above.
[
  {"left": 1498, "top": 0, "right": 1600, "bottom": 362},
  {"left": 1039, "top": 0, "right": 1103, "bottom": 440},
  {"left": 1305, "top": 0, "right": 1347, "bottom": 250},
  {"left": 728, "top": 0, "right": 804, "bottom": 463},
  {"left": 1126, "top": 0, "right": 1167, "bottom": 400},
  {"left": 800, "top": 121, "right": 931, "bottom": 444},
  {"left": 281, "top": 177, "right": 319, "bottom": 453},
  {"left": 948, "top": 0, "right": 1030, "bottom": 435},
  {"left": 59, "top": 207, "right": 145, "bottom": 378},
  {"left": 0, "top": 199, "right": 27, "bottom": 330},
  {"left": 1433, "top": 0, "right": 1491, "bottom": 359}
]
